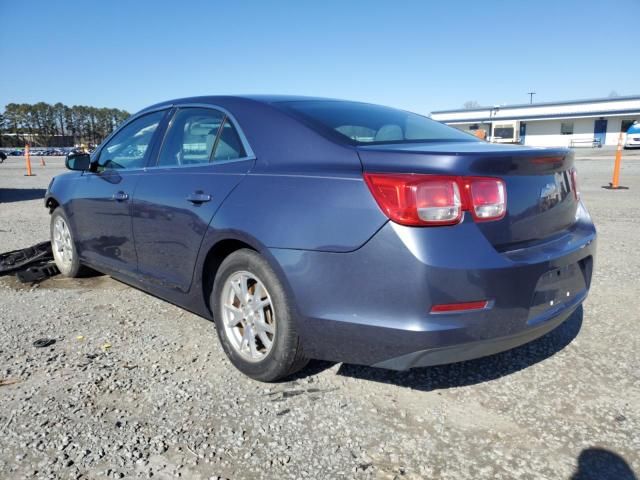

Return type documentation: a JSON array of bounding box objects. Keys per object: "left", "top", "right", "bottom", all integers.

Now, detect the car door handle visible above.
[
  {"left": 186, "top": 191, "right": 212, "bottom": 204},
  {"left": 112, "top": 191, "right": 129, "bottom": 201}
]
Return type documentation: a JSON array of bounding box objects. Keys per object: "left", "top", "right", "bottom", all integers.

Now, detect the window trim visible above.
[{"left": 147, "top": 103, "right": 256, "bottom": 170}]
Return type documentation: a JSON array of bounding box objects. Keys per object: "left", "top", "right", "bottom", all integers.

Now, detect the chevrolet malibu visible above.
[{"left": 46, "top": 96, "right": 596, "bottom": 381}]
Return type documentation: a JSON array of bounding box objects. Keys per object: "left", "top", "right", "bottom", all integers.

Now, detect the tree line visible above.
[{"left": 0, "top": 102, "right": 130, "bottom": 147}]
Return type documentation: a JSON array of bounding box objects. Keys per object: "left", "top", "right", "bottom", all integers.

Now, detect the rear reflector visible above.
[
  {"left": 364, "top": 173, "right": 506, "bottom": 226},
  {"left": 430, "top": 300, "right": 489, "bottom": 313}
]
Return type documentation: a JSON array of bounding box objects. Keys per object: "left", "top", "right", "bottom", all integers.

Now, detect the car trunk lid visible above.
[{"left": 357, "top": 142, "right": 578, "bottom": 250}]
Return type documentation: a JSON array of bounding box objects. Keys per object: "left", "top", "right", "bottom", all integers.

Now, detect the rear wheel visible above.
[
  {"left": 50, "top": 209, "right": 84, "bottom": 277},
  {"left": 212, "top": 249, "right": 308, "bottom": 382}
]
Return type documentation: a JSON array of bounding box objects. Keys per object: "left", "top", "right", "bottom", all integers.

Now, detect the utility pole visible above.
[{"left": 527, "top": 92, "right": 536, "bottom": 104}]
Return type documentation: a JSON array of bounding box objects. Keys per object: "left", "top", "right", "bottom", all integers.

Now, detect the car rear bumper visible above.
[
  {"left": 269, "top": 202, "right": 596, "bottom": 369},
  {"left": 372, "top": 294, "right": 582, "bottom": 370}
]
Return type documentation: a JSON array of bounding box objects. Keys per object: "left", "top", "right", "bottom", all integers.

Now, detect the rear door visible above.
[
  {"left": 70, "top": 109, "right": 167, "bottom": 272},
  {"left": 132, "top": 106, "right": 254, "bottom": 292}
]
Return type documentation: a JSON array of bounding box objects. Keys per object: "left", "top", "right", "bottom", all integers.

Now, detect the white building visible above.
[{"left": 431, "top": 95, "right": 640, "bottom": 147}]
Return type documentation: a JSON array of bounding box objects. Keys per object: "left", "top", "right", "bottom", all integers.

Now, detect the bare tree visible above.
[{"left": 463, "top": 100, "right": 481, "bottom": 109}]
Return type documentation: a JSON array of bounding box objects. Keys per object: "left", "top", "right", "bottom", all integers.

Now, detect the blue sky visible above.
[{"left": 1, "top": 0, "right": 638, "bottom": 115}]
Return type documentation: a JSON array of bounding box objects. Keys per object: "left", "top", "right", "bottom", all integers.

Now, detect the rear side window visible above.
[
  {"left": 157, "top": 108, "right": 248, "bottom": 167},
  {"left": 280, "top": 100, "right": 476, "bottom": 145},
  {"left": 158, "top": 108, "right": 225, "bottom": 167},
  {"left": 213, "top": 118, "right": 246, "bottom": 161}
]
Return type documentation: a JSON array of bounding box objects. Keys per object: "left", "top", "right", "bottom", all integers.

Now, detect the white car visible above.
[{"left": 625, "top": 123, "right": 640, "bottom": 149}]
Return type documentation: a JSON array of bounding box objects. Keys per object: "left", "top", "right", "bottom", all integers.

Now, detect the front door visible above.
[
  {"left": 71, "top": 110, "right": 167, "bottom": 273},
  {"left": 594, "top": 119, "right": 607, "bottom": 146},
  {"left": 132, "top": 107, "right": 254, "bottom": 292}
]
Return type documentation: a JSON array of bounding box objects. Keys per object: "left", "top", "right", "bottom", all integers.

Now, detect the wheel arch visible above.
[
  {"left": 45, "top": 195, "right": 60, "bottom": 213},
  {"left": 198, "top": 233, "right": 299, "bottom": 320},
  {"left": 201, "top": 238, "right": 256, "bottom": 314}
]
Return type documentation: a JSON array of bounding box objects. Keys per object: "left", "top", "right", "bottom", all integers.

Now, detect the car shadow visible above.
[
  {"left": 571, "top": 447, "right": 637, "bottom": 480},
  {"left": 0, "top": 188, "right": 47, "bottom": 203},
  {"left": 296, "top": 306, "right": 584, "bottom": 390}
]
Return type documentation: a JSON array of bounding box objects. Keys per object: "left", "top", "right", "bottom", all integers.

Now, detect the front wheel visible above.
[
  {"left": 50, "top": 209, "right": 84, "bottom": 277},
  {"left": 212, "top": 249, "right": 308, "bottom": 382}
]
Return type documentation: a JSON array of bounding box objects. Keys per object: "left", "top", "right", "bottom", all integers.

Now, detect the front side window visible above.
[
  {"left": 157, "top": 108, "right": 246, "bottom": 167},
  {"left": 98, "top": 110, "right": 165, "bottom": 170},
  {"left": 279, "top": 100, "right": 477, "bottom": 145}
]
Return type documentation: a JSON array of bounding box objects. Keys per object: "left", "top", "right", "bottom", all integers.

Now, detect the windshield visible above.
[{"left": 279, "top": 100, "right": 477, "bottom": 145}]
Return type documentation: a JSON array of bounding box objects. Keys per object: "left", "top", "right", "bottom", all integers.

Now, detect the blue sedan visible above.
[{"left": 46, "top": 96, "right": 596, "bottom": 381}]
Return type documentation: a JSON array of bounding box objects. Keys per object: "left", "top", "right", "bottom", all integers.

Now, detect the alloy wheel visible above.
[
  {"left": 52, "top": 216, "right": 73, "bottom": 271},
  {"left": 221, "top": 271, "right": 276, "bottom": 362}
]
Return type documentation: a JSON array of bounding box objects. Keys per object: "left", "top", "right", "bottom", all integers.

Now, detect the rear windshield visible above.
[{"left": 280, "top": 100, "right": 477, "bottom": 145}]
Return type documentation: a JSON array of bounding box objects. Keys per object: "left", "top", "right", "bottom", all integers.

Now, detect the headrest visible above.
[{"left": 374, "top": 124, "right": 403, "bottom": 141}]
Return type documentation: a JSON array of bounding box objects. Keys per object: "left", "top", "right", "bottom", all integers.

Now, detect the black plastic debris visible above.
[
  {"left": 0, "top": 241, "right": 60, "bottom": 283},
  {"left": 16, "top": 262, "right": 59, "bottom": 283},
  {"left": 33, "top": 338, "right": 56, "bottom": 348}
]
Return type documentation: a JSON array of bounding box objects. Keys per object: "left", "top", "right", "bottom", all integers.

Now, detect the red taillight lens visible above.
[
  {"left": 569, "top": 167, "right": 580, "bottom": 200},
  {"left": 364, "top": 174, "right": 462, "bottom": 226},
  {"left": 364, "top": 173, "right": 506, "bottom": 226},
  {"left": 465, "top": 178, "right": 506, "bottom": 222}
]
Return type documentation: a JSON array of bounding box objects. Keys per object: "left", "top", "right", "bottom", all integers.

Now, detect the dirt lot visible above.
[{"left": 1, "top": 149, "right": 639, "bottom": 480}]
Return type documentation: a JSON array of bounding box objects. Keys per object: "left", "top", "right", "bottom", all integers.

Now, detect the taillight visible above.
[
  {"left": 464, "top": 177, "right": 506, "bottom": 222},
  {"left": 364, "top": 173, "right": 506, "bottom": 227},
  {"left": 363, "top": 174, "right": 462, "bottom": 226},
  {"left": 569, "top": 167, "right": 580, "bottom": 200}
]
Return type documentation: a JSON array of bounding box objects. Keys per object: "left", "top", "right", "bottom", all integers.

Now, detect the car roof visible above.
[{"left": 137, "top": 95, "right": 353, "bottom": 115}]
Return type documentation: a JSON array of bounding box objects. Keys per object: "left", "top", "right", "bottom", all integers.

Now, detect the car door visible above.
[
  {"left": 70, "top": 109, "right": 168, "bottom": 274},
  {"left": 132, "top": 106, "right": 255, "bottom": 292}
]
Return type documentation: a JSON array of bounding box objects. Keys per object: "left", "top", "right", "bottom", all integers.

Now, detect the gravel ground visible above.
[{"left": 0, "top": 150, "right": 639, "bottom": 480}]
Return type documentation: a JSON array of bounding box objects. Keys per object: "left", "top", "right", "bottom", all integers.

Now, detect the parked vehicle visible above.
[
  {"left": 46, "top": 96, "right": 596, "bottom": 381},
  {"left": 624, "top": 122, "right": 640, "bottom": 149},
  {"left": 490, "top": 121, "right": 519, "bottom": 143}
]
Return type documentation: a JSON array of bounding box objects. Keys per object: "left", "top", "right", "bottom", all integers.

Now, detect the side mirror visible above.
[{"left": 65, "top": 152, "right": 91, "bottom": 171}]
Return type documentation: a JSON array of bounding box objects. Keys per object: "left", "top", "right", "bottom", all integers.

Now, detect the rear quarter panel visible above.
[{"left": 208, "top": 98, "right": 388, "bottom": 252}]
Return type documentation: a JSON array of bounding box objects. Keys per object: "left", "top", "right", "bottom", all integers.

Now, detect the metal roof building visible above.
[{"left": 431, "top": 95, "right": 640, "bottom": 147}]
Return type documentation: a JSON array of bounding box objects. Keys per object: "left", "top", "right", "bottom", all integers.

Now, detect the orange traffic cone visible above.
[
  {"left": 603, "top": 132, "right": 628, "bottom": 190},
  {"left": 24, "top": 145, "right": 35, "bottom": 176}
]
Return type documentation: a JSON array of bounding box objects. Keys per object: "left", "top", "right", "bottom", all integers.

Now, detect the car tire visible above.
[
  {"left": 212, "top": 249, "right": 308, "bottom": 382},
  {"left": 50, "top": 208, "right": 85, "bottom": 278}
]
